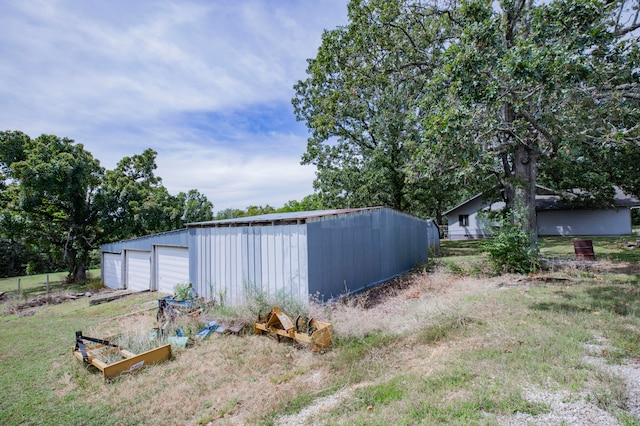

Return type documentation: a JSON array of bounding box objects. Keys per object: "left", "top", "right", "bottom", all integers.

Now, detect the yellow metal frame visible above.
[
  {"left": 73, "top": 336, "right": 171, "bottom": 379},
  {"left": 253, "top": 306, "right": 333, "bottom": 352}
]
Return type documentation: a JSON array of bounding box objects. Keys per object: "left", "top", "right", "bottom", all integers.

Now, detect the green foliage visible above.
[
  {"left": 96, "top": 149, "right": 215, "bottom": 240},
  {"left": 96, "top": 149, "right": 178, "bottom": 240},
  {"left": 0, "top": 132, "right": 103, "bottom": 282},
  {"left": 292, "top": 0, "right": 472, "bottom": 219},
  {"left": 177, "top": 189, "right": 214, "bottom": 224},
  {"left": 483, "top": 210, "right": 539, "bottom": 274},
  {"left": 0, "top": 238, "right": 28, "bottom": 278},
  {"left": 296, "top": 0, "right": 640, "bottom": 244},
  {"left": 1, "top": 132, "right": 216, "bottom": 279},
  {"left": 276, "top": 194, "right": 324, "bottom": 213},
  {"left": 214, "top": 208, "right": 247, "bottom": 220},
  {"left": 174, "top": 283, "right": 194, "bottom": 301},
  {"left": 212, "top": 194, "right": 324, "bottom": 221}
]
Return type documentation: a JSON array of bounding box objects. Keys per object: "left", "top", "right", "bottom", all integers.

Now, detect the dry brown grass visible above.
[
  {"left": 315, "top": 270, "right": 494, "bottom": 338},
  {"left": 60, "top": 269, "right": 491, "bottom": 425},
  {"left": 55, "top": 263, "right": 640, "bottom": 425},
  {"left": 77, "top": 331, "right": 333, "bottom": 425}
]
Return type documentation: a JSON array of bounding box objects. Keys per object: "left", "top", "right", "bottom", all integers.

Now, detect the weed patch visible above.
[
  {"left": 417, "top": 315, "right": 479, "bottom": 345},
  {"left": 353, "top": 378, "right": 405, "bottom": 407}
]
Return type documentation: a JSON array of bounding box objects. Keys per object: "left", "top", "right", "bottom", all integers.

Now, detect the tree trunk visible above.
[
  {"left": 512, "top": 143, "right": 538, "bottom": 245},
  {"left": 435, "top": 200, "right": 443, "bottom": 227},
  {"left": 502, "top": 102, "right": 539, "bottom": 247},
  {"left": 67, "top": 264, "right": 87, "bottom": 283}
]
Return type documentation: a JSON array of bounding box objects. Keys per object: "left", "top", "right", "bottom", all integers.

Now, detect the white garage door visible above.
[
  {"left": 103, "top": 253, "right": 122, "bottom": 289},
  {"left": 155, "top": 246, "right": 190, "bottom": 294},
  {"left": 126, "top": 250, "right": 151, "bottom": 292}
]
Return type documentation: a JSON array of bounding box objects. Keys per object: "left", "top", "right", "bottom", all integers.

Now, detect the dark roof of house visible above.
[
  {"left": 536, "top": 187, "right": 640, "bottom": 210},
  {"left": 446, "top": 186, "right": 640, "bottom": 215}
]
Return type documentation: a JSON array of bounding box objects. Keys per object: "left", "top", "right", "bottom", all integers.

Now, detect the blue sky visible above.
[{"left": 0, "top": 0, "right": 348, "bottom": 211}]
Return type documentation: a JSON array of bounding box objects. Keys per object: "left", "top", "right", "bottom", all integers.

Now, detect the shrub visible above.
[
  {"left": 174, "top": 282, "right": 194, "bottom": 300},
  {"left": 483, "top": 210, "right": 539, "bottom": 274}
]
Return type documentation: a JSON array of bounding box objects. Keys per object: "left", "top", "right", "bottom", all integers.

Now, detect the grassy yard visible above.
[
  {"left": 439, "top": 235, "right": 640, "bottom": 274},
  {"left": 0, "top": 269, "right": 101, "bottom": 298},
  {"left": 1, "top": 239, "right": 639, "bottom": 425}
]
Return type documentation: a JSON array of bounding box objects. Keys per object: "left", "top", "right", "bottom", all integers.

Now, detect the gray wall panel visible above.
[
  {"left": 307, "top": 208, "right": 435, "bottom": 302},
  {"left": 191, "top": 224, "right": 308, "bottom": 306}
]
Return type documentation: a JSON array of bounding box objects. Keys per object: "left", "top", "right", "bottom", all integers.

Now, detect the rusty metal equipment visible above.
[
  {"left": 574, "top": 240, "right": 595, "bottom": 260},
  {"left": 73, "top": 331, "right": 171, "bottom": 379},
  {"left": 157, "top": 295, "right": 199, "bottom": 323},
  {"left": 253, "top": 306, "right": 333, "bottom": 352}
]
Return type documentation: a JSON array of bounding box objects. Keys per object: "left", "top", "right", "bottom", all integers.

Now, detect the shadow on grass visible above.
[
  {"left": 530, "top": 302, "right": 591, "bottom": 314},
  {"left": 540, "top": 236, "right": 640, "bottom": 263},
  {"left": 439, "top": 239, "right": 486, "bottom": 257},
  {"left": 586, "top": 284, "right": 640, "bottom": 317},
  {"left": 531, "top": 281, "right": 640, "bottom": 318}
]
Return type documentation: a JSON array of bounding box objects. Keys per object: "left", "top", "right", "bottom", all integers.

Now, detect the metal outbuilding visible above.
[
  {"left": 100, "top": 207, "right": 440, "bottom": 306},
  {"left": 100, "top": 229, "right": 189, "bottom": 293}
]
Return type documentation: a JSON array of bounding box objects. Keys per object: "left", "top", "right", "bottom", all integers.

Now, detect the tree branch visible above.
[{"left": 613, "top": 21, "right": 640, "bottom": 36}]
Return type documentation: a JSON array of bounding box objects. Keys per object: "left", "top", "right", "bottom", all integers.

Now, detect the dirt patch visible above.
[
  {"left": 348, "top": 274, "right": 418, "bottom": 309},
  {"left": 276, "top": 382, "right": 374, "bottom": 426},
  {"left": 10, "top": 293, "right": 77, "bottom": 313}
]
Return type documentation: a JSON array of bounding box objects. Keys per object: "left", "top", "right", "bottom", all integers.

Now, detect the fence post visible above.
[
  {"left": 46, "top": 274, "right": 50, "bottom": 296},
  {"left": 17, "top": 278, "right": 21, "bottom": 298}
]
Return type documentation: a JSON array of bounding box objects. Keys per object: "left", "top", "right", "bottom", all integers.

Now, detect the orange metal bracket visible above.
[
  {"left": 254, "top": 306, "right": 333, "bottom": 352},
  {"left": 73, "top": 332, "right": 171, "bottom": 379}
]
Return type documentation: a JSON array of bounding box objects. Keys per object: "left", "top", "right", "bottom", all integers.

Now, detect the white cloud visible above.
[
  {"left": 156, "top": 145, "right": 316, "bottom": 210},
  {"left": 0, "top": 0, "right": 347, "bottom": 211}
]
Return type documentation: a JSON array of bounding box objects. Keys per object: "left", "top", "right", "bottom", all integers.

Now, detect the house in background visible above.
[{"left": 445, "top": 186, "right": 640, "bottom": 240}]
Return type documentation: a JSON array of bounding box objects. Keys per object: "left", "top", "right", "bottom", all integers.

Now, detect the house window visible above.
[{"left": 459, "top": 214, "right": 469, "bottom": 227}]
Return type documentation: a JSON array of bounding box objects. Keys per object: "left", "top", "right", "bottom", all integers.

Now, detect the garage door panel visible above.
[
  {"left": 126, "top": 251, "right": 151, "bottom": 292},
  {"left": 103, "top": 253, "right": 122, "bottom": 289},
  {"left": 156, "top": 246, "right": 189, "bottom": 294}
]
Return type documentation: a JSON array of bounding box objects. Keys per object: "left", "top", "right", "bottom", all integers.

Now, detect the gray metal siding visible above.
[
  {"left": 100, "top": 229, "right": 188, "bottom": 253},
  {"left": 537, "top": 209, "right": 632, "bottom": 236},
  {"left": 191, "top": 224, "right": 308, "bottom": 306},
  {"left": 307, "top": 208, "right": 435, "bottom": 301}
]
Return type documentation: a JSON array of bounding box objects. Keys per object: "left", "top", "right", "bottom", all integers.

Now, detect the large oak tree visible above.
[
  {"left": 0, "top": 131, "right": 102, "bottom": 282},
  {"left": 295, "top": 0, "right": 640, "bottom": 252}
]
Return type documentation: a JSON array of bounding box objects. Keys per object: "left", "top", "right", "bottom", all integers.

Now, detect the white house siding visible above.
[
  {"left": 192, "top": 224, "right": 308, "bottom": 307},
  {"left": 154, "top": 246, "right": 189, "bottom": 294},
  {"left": 447, "top": 197, "right": 495, "bottom": 240},
  {"left": 537, "top": 209, "right": 632, "bottom": 236},
  {"left": 103, "top": 252, "right": 123, "bottom": 289},
  {"left": 125, "top": 250, "right": 151, "bottom": 292}
]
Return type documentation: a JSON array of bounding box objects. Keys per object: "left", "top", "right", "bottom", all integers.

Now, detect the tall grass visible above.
[{"left": 1, "top": 239, "right": 639, "bottom": 424}]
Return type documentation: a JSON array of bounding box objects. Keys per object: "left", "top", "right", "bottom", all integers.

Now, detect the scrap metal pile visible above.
[
  {"left": 74, "top": 300, "right": 332, "bottom": 379},
  {"left": 253, "top": 306, "right": 333, "bottom": 352},
  {"left": 73, "top": 331, "right": 171, "bottom": 380}
]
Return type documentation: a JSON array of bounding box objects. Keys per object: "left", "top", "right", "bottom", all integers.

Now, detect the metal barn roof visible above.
[{"left": 186, "top": 207, "right": 378, "bottom": 227}]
